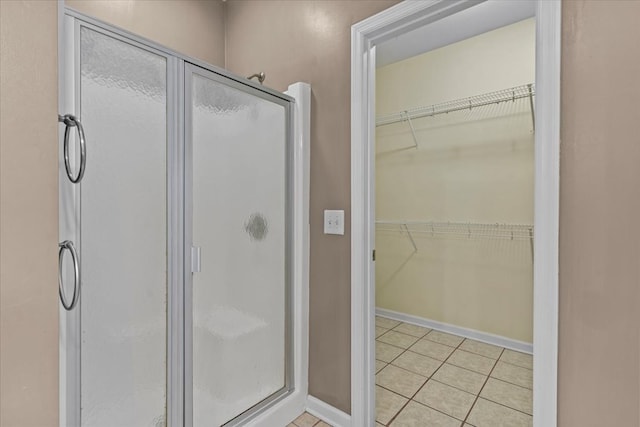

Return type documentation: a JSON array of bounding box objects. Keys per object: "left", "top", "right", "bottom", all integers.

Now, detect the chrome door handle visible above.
[
  {"left": 58, "top": 240, "right": 80, "bottom": 311},
  {"left": 58, "top": 114, "right": 86, "bottom": 183}
]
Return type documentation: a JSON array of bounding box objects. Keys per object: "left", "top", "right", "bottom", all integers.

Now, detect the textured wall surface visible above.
[
  {"left": 66, "top": 0, "right": 226, "bottom": 67},
  {"left": 376, "top": 18, "right": 535, "bottom": 343},
  {"left": 0, "top": 1, "right": 59, "bottom": 426},
  {"left": 4, "top": 1, "right": 640, "bottom": 423},
  {"left": 224, "top": 0, "right": 399, "bottom": 413},
  {"left": 558, "top": 1, "right": 640, "bottom": 425}
]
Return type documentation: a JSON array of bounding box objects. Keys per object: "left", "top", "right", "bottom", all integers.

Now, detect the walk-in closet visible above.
[{"left": 374, "top": 17, "right": 536, "bottom": 427}]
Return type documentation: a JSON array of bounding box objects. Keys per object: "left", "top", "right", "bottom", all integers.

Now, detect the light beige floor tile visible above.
[
  {"left": 376, "top": 359, "right": 387, "bottom": 373},
  {"left": 376, "top": 385, "right": 408, "bottom": 425},
  {"left": 500, "top": 349, "right": 533, "bottom": 370},
  {"left": 378, "top": 330, "right": 420, "bottom": 349},
  {"left": 447, "top": 349, "right": 496, "bottom": 375},
  {"left": 287, "top": 424, "right": 297, "bottom": 427},
  {"left": 376, "top": 341, "right": 405, "bottom": 363},
  {"left": 414, "top": 379, "right": 476, "bottom": 421},
  {"left": 393, "top": 322, "right": 431, "bottom": 338},
  {"left": 376, "top": 423, "right": 385, "bottom": 427},
  {"left": 391, "top": 350, "right": 442, "bottom": 377},
  {"left": 491, "top": 361, "right": 533, "bottom": 389},
  {"left": 390, "top": 401, "right": 460, "bottom": 427},
  {"left": 467, "top": 398, "right": 532, "bottom": 427},
  {"left": 376, "top": 364, "right": 427, "bottom": 398},
  {"left": 432, "top": 363, "right": 487, "bottom": 395},
  {"left": 409, "top": 339, "right": 455, "bottom": 361},
  {"left": 425, "top": 330, "right": 464, "bottom": 347},
  {"left": 481, "top": 378, "right": 533, "bottom": 415},
  {"left": 377, "top": 316, "right": 402, "bottom": 329},
  {"left": 316, "top": 422, "right": 332, "bottom": 427},
  {"left": 293, "top": 412, "right": 319, "bottom": 427},
  {"left": 376, "top": 326, "right": 390, "bottom": 338},
  {"left": 459, "top": 339, "right": 503, "bottom": 359}
]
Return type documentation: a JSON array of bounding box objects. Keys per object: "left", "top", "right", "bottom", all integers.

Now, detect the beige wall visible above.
[
  {"left": 224, "top": 0, "right": 399, "bottom": 413},
  {"left": 375, "top": 19, "right": 535, "bottom": 343},
  {"left": 65, "top": 0, "right": 225, "bottom": 67},
  {"left": 3, "top": 0, "right": 640, "bottom": 423},
  {"left": 0, "top": 1, "right": 59, "bottom": 426},
  {"left": 558, "top": 1, "right": 640, "bottom": 425}
]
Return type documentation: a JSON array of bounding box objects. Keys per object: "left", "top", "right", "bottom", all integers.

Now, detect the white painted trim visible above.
[
  {"left": 306, "top": 396, "right": 351, "bottom": 427},
  {"left": 351, "top": 2, "right": 560, "bottom": 427},
  {"left": 376, "top": 308, "right": 533, "bottom": 355},
  {"left": 532, "top": 1, "right": 561, "bottom": 424}
]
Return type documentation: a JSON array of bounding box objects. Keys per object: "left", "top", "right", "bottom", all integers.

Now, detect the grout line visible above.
[
  {"left": 389, "top": 322, "right": 431, "bottom": 339},
  {"left": 376, "top": 325, "right": 532, "bottom": 426},
  {"left": 462, "top": 347, "right": 505, "bottom": 425},
  {"left": 486, "top": 376, "right": 533, "bottom": 391},
  {"left": 479, "top": 395, "right": 534, "bottom": 417},
  {"left": 488, "top": 375, "right": 533, "bottom": 390},
  {"left": 498, "top": 358, "right": 534, "bottom": 371},
  {"left": 426, "top": 377, "right": 481, "bottom": 397},
  {"left": 408, "top": 397, "right": 470, "bottom": 424},
  {"left": 384, "top": 333, "right": 467, "bottom": 426}
]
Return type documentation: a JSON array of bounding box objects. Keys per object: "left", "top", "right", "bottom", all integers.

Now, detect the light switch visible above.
[{"left": 324, "top": 210, "right": 344, "bottom": 235}]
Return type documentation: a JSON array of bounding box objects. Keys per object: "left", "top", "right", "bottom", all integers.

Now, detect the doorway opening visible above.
[{"left": 351, "top": 2, "right": 560, "bottom": 427}]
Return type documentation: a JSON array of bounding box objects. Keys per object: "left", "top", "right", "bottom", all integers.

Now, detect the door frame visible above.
[{"left": 350, "top": 1, "right": 561, "bottom": 426}]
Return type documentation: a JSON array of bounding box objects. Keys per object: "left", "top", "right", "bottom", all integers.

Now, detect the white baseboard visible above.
[
  {"left": 306, "top": 396, "right": 351, "bottom": 427},
  {"left": 376, "top": 308, "right": 533, "bottom": 354}
]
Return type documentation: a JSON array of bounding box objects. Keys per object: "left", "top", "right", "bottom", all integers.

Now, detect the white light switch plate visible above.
[{"left": 324, "top": 210, "right": 344, "bottom": 235}]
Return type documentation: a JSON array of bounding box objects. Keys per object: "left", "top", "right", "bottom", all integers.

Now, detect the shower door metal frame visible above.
[
  {"left": 59, "top": 13, "right": 183, "bottom": 427},
  {"left": 183, "top": 62, "right": 295, "bottom": 427},
  {"left": 60, "top": 7, "right": 304, "bottom": 427}
]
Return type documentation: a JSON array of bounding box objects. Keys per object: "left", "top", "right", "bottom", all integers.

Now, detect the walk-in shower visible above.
[{"left": 58, "top": 9, "right": 309, "bottom": 427}]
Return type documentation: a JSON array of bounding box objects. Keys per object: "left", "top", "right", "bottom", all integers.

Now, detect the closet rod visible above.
[{"left": 376, "top": 83, "right": 536, "bottom": 127}]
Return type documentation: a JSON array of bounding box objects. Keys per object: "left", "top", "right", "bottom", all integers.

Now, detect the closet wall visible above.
[{"left": 375, "top": 18, "right": 535, "bottom": 343}]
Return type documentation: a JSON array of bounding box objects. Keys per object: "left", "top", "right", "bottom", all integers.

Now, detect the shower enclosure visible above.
[{"left": 58, "top": 10, "right": 309, "bottom": 427}]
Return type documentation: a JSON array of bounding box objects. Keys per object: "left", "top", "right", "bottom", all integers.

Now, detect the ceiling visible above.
[{"left": 376, "top": 1, "right": 536, "bottom": 67}]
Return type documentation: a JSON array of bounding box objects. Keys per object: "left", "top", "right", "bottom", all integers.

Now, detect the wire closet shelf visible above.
[
  {"left": 375, "top": 83, "right": 535, "bottom": 127},
  {"left": 376, "top": 220, "right": 534, "bottom": 250}
]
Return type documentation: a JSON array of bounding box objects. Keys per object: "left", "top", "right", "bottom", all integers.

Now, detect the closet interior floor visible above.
[{"left": 375, "top": 316, "right": 533, "bottom": 427}]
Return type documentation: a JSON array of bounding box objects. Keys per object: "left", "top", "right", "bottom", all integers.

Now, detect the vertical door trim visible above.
[
  {"left": 167, "top": 55, "right": 185, "bottom": 427},
  {"left": 183, "top": 62, "right": 194, "bottom": 427}
]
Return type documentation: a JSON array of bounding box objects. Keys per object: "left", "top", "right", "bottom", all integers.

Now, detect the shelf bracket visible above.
[
  {"left": 402, "top": 223, "right": 418, "bottom": 252},
  {"left": 404, "top": 112, "right": 419, "bottom": 149},
  {"left": 527, "top": 83, "right": 535, "bottom": 132}
]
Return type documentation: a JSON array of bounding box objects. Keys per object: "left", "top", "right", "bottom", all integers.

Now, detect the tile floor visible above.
[
  {"left": 375, "top": 316, "right": 533, "bottom": 427},
  {"left": 288, "top": 412, "right": 333, "bottom": 427}
]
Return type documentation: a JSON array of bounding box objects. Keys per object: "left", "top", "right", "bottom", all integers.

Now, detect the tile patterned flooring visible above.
[
  {"left": 290, "top": 317, "right": 532, "bottom": 427},
  {"left": 375, "top": 316, "right": 533, "bottom": 427},
  {"left": 288, "top": 412, "right": 333, "bottom": 427}
]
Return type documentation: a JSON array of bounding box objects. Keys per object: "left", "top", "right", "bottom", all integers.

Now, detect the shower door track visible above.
[{"left": 59, "top": 7, "right": 309, "bottom": 427}]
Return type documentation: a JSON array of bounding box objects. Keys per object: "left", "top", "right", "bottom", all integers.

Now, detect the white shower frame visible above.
[
  {"left": 351, "top": 1, "right": 561, "bottom": 427},
  {"left": 58, "top": 6, "right": 310, "bottom": 427}
]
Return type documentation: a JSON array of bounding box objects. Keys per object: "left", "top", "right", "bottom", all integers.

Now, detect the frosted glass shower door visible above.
[
  {"left": 187, "top": 65, "right": 292, "bottom": 426},
  {"left": 78, "top": 25, "right": 168, "bottom": 427}
]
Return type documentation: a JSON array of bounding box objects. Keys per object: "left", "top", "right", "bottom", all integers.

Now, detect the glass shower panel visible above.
[
  {"left": 80, "top": 27, "right": 167, "bottom": 427},
  {"left": 190, "top": 71, "right": 289, "bottom": 426}
]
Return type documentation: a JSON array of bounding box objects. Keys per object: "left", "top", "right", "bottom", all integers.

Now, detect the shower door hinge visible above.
[
  {"left": 191, "top": 246, "right": 201, "bottom": 273},
  {"left": 372, "top": 249, "right": 376, "bottom": 262}
]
